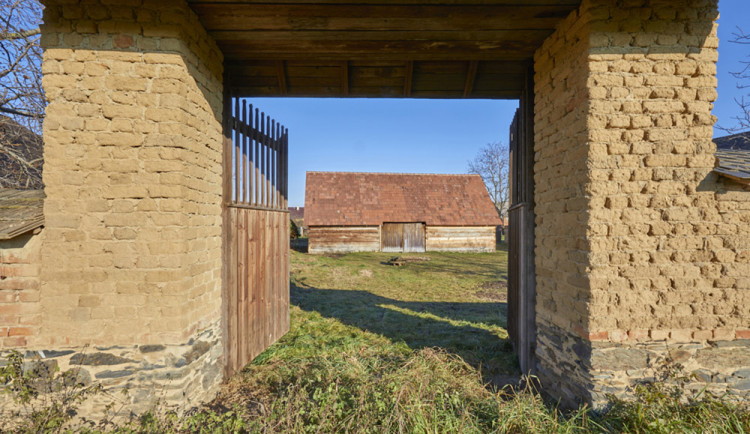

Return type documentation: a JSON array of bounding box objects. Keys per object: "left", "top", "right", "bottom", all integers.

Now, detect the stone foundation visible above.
[
  {"left": 0, "top": 320, "right": 222, "bottom": 418},
  {"left": 590, "top": 339, "right": 750, "bottom": 405}
]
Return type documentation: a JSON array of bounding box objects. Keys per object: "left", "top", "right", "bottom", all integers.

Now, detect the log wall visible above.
[
  {"left": 308, "top": 226, "right": 380, "bottom": 254},
  {"left": 425, "top": 226, "right": 496, "bottom": 252}
]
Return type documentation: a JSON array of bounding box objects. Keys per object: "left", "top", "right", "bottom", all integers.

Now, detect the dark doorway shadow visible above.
[
  {"left": 291, "top": 283, "right": 519, "bottom": 386},
  {"left": 290, "top": 237, "right": 308, "bottom": 253}
]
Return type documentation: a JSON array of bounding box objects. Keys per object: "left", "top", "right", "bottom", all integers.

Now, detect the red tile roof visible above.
[
  {"left": 288, "top": 206, "right": 305, "bottom": 220},
  {"left": 305, "top": 172, "right": 502, "bottom": 226}
]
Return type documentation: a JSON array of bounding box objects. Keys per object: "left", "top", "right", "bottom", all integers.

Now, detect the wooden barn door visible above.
[
  {"left": 403, "top": 223, "right": 425, "bottom": 252},
  {"left": 507, "top": 70, "right": 536, "bottom": 374},
  {"left": 382, "top": 223, "right": 425, "bottom": 252},
  {"left": 222, "top": 96, "right": 290, "bottom": 377},
  {"left": 382, "top": 223, "right": 404, "bottom": 252}
]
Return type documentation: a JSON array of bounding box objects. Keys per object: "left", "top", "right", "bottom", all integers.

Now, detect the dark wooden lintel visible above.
[
  {"left": 276, "top": 60, "right": 287, "bottom": 95},
  {"left": 404, "top": 60, "right": 413, "bottom": 97},
  {"left": 341, "top": 61, "right": 349, "bottom": 95},
  {"left": 464, "top": 60, "right": 478, "bottom": 98}
]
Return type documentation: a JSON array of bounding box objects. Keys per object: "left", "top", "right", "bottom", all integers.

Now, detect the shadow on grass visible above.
[{"left": 291, "top": 283, "right": 519, "bottom": 383}]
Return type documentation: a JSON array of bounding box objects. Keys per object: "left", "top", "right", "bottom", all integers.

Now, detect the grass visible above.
[{"left": 3, "top": 240, "right": 749, "bottom": 432}]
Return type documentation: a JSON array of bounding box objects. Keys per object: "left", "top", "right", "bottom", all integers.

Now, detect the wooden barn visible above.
[{"left": 305, "top": 172, "right": 502, "bottom": 254}]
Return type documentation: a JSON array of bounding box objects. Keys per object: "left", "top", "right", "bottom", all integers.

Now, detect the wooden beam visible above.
[
  {"left": 341, "top": 61, "right": 349, "bottom": 95},
  {"left": 464, "top": 60, "right": 478, "bottom": 98},
  {"left": 191, "top": 4, "right": 577, "bottom": 32},
  {"left": 216, "top": 39, "right": 538, "bottom": 62},
  {"left": 404, "top": 61, "right": 413, "bottom": 97},
  {"left": 189, "top": 0, "right": 580, "bottom": 5},
  {"left": 276, "top": 60, "right": 287, "bottom": 95}
]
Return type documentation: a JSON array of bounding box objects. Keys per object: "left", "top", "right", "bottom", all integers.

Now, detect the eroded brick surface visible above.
[
  {"left": 533, "top": 0, "right": 748, "bottom": 407},
  {"left": 38, "top": 0, "right": 224, "bottom": 347}
]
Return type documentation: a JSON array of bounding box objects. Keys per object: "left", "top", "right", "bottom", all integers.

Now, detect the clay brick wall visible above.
[
  {"left": 534, "top": 0, "right": 748, "bottom": 406},
  {"left": 38, "top": 0, "right": 224, "bottom": 347},
  {"left": 532, "top": 1, "right": 594, "bottom": 403},
  {"left": 0, "top": 232, "right": 42, "bottom": 347},
  {"left": 583, "top": 0, "right": 748, "bottom": 343}
]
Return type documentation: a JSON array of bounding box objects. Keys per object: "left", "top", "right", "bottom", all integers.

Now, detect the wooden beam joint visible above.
[{"left": 464, "top": 60, "right": 478, "bottom": 98}]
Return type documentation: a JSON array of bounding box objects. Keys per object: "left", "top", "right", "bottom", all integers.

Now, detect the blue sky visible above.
[{"left": 247, "top": 0, "right": 748, "bottom": 207}]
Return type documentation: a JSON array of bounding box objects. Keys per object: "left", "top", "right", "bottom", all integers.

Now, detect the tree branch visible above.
[{"left": 0, "top": 27, "right": 40, "bottom": 41}]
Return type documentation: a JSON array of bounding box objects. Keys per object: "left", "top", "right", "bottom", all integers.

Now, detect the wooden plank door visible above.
[
  {"left": 507, "top": 69, "right": 536, "bottom": 374},
  {"left": 403, "top": 223, "right": 425, "bottom": 253},
  {"left": 381, "top": 223, "right": 404, "bottom": 252},
  {"left": 223, "top": 97, "right": 290, "bottom": 377}
]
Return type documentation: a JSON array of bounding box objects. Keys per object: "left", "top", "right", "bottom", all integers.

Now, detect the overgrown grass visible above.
[{"left": 3, "top": 243, "right": 749, "bottom": 432}]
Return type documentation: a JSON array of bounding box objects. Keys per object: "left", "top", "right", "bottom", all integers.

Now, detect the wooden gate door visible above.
[
  {"left": 222, "top": 98, "right": 290, "bottom": 376},
  {"left": 381, "top": 223, "right": 404, "bottom": 252},
  {"left": 403, "top": 223, "right": 425, "bottom": 253},
  {"left": 507, "top": 70, "right": 536, "bottom": 374}
]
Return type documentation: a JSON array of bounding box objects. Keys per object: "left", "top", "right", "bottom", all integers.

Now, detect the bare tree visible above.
[
  {"left": 467, "top": 142, "right": 510, "bottom": 224},
  {"left": 720, "top": 27, "right": 750, "bottom": 139},
  {"left": 0, "top": 0, "right": 44, "bottom": 189}
]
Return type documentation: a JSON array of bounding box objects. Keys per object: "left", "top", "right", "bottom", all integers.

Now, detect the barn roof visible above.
[
  {"left": 0, "top": 189, "right": 45, "bottom": 240},
  {"left": 305, "top": 172, "right": 502, "bottom": 226}
]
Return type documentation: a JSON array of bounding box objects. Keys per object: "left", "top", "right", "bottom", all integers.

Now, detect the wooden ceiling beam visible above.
[
  {"left": 276, "top": 60, "right": 287, "bottom": 95},
  {"left": 189, "top": 0, "right": 580, "bottom": 5},
  {"left": 404, "top": 61, "right": 413, "bottom": 97},
  {"left": 464, "top": 60, "right": 478, "bottom": 98},
  {"left": 191, "top": 4, "right": 575, "bottom": 32},
  {"left": 341, "top": 61, "right": 349, "bottom": 95}
]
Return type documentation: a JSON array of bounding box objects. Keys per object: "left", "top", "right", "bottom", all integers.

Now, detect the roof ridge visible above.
[{"left": 306, "top": 171, "right": 480, "bottom": 176}]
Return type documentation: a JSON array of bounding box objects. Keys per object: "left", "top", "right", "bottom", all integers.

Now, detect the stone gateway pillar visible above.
[
  {"left": 34, "top": 0, "right": 225, "bottom": 411},
  {"left": 533, "top": 0, "right": 748, "bottom": 406}
]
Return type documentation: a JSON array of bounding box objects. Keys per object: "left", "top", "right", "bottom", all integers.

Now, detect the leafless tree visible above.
[
  {"left": 720, "top": 27, "right": 750, "bottom": 139},
  {"left": 467, "top": 142, "right": 510, "bottom": 224},
  {"left": 0, "top": 0, "right": 44, "bottom": 189}
]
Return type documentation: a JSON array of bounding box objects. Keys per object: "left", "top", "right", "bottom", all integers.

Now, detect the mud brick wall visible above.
[
  {"left": 0, "top": 232, "right": 42, "bottom": 347},
  {"left": 532, "top": 0, "right": 594, "bottom": 405},
  {"left": 38, "top": 0, "right": 224, "bottom": 347},
  {"left": 533, "top": 0, "right": 748, "bottom": 407}
]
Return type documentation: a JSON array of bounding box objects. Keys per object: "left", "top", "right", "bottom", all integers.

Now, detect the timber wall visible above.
[
  {"left": 533, "top": 0, "right": 748, "bottom": 407},
  {"left": 308, "top": 226, "right": 380, "bottom": 254},
  {"left": 425, "top": 226, "right": 496, "bottom": 252},
  {"left": 308, "top": 225, "right": 497, "bottom": 253}
]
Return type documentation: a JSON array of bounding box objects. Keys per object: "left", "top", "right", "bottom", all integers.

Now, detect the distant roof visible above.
[
  {"left": 715, "top": 131, "right": 750, "bottom": 151},
  {"left": 715, "top": 149, "right": 750, "bottom": 183},
  {"left": 288, "top": 206, "right": 304, "bottom": 220},
  {"left": 0, "top": 189, "right": 45, "bottom": 240},
  {"left": 305, "top": 172, "right": 502, "bottom": 226}
]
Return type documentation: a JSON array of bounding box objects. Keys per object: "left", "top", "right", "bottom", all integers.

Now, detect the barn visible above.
[{"left": 304, "top": 172, "right": 502, "bottom": 254}]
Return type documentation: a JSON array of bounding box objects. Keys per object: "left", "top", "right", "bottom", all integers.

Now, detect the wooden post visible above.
[
  {"left": 248, "top": 104, "right": 254, "bottom": 205},
  {"left": 221, "top": 78, "right": 233, "bottom": 377},
  {"left": 254, "top": 108, "right": 260, "bottom": 206}
]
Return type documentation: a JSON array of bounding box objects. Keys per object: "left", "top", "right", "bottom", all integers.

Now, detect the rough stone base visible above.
[
  {"left": 0, "top": 320, "right": 223, "bottom": 421},
  {"left": 535, "top": 322, "right": 750, "bottom": 409},
  {"left": 590, "top": 339, "right": 750, "bottom": 406}
]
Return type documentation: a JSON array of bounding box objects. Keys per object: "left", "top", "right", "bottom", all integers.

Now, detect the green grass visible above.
[{"left": 203, "top": 243, "right": 748, "bottom": 433}]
